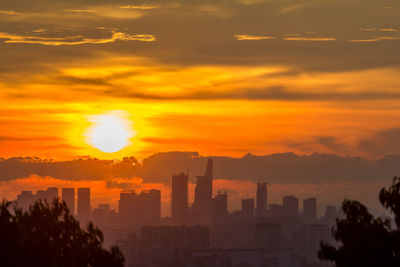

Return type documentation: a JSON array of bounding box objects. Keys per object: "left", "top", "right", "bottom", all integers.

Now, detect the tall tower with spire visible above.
[{"left": 193, "top": 158, "right": 213, "bottom": 225}]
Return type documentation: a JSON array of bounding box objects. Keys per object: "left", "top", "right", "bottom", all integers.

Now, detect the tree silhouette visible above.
[
  {"left": 0, "top": 199, "right": 125, "bottom": 267},
  {"left": 319, "top": 177, "right": 400, "bottom": 266}
]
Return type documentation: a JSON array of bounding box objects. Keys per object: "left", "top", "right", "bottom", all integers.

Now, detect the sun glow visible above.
[{"left": 87, "top": 112, "right": 134, "bottom": 153}]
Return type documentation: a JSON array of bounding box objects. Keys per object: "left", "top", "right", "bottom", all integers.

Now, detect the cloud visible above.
[
  {"left": 359, "top": 128, "right": 400, "bottom": 156},
  {"left": 63, "top": 9, "right": 96, "bottom": 14},
  {"left": 2, "top": 151, "right": 400, "bottom": 184},
  {"left": 283, "top": 37, "right": 337, "bottom": 41},
  {"left": 0, "top": 10, "right": 17, "bottom": 15},
  {"left": 119, "top": 5, "right": 160, "bottom": 10},
  {"left": 0, "top": 31, "right": 156, "bottom": 45},
  {"left": 234, "top": 34, "right": 276, "bottom": 40},
  {"left": 348, "top": 37, "right": 399, "bottom": 43}
]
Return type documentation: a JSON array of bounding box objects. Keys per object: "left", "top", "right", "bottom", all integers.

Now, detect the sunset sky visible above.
[{"left": 1, "top": 0, "right": 400, "bottom": 215}]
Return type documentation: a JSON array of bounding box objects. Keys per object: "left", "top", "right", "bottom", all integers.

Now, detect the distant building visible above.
[
  {"left": 241, "top": 198, "right": 255, "bottom": 218},
  {"left": 62, "top": 188, "right": 75, "bottom": 215},
  {"left": 92, "top": 203, "right": 118, "bottom": 229},
  {"left": 256, "top": 183, "right": 267, "bottom": 218},
  {"left": 303, "top": 197, "right": 317, "bottom": 220},
  {"left": 171, "top": 172, "right": 189, "bottom": 225},
  {"left": 323, "top": 205, "right": 337, "bottom": 227},
  {"left": 212, "top": 191, "right": 228, "bottom": 224},
  {"left": 282, "top": 195, "right": 299, "bottom": 218},
  {"left": 77, "top": 188, "right": 91, "bottom": 224},
  {"left": 192, "top": 158, "right": 213, "bottom": 225},
  {"left": 118, "top": 189, "right": 161, "bottom": 229},
  {"left": 15, "top": 191, "right": 36, "bottom": 211},
  {"left": 255, "top": 223, "right": 282, "bottom": 252},
  {"left": 36, "top": 187, "right": 58, "bottom": 203}
]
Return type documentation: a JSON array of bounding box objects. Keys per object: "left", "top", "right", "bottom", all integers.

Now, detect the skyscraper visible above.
[
  {"left": 241, "top": 198, "right": 255, "bottom": 218},
  {"left": 62, "top": 188, "right": 75, "bottom": 215},
  {"left": 212, "top": 191, "right": 228, "bottom": 224},
  {"left": 140, "top": 189, "right": 161, "bottom": 226},
  {"left": 78, "top": 188, "right": 90, "bottom": 224},
  {"left": 282, "top": 195, "right": 299, "bottom": 218},
  {"left": 172, "top": 172, "right": 189, "bottom": 225},
  {"left": 193, "top": 158, "right": 213, "bottom": 225},
  {"left": 256, "top": 182, "right": 267, "bottom": 218},
  {"left": 303, "top": 197, "right": 317, "bottom": 220}
]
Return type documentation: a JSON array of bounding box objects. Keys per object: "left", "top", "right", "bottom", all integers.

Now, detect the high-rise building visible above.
[
  {"left": 171, "top": 172, "right": 189, "bottom": 225},
  {"left": 36, "top": 187, "right": 58, "bottom": 203},
  {"left": 282, "top": 195, "right": 299, "bottom": 218},
  {"left": 62, "top": 188, "right": 75, "bottom": 215},
  {"left": 78, "top": 188, "right": 91, "bottom": 224},
  {"left": 241, "top": 198, "right": 255, "bottom": 218},
  {"left": 255, "top": 223, "right": 282, "bottom": 252},
  {"left": 119, "top": 191, "right": 139, "bottom": 228},
  {"left": 323, "top": 205, "right": 337, "bottom": 227},
  {"left": 15, "top": 191, "right": 36, "bottom": 211},
  {"left": 256, "top": 182, "right": 267, "bottom": 218},
  {"left": 140, "top": 189, "right": 161, "bottom": 226},
  {"left": 47, "top": 187, "right": 58, "bottom": 201},
  {"left": 303, "top": 197, "right": 317, "bottom": 220},
  {"left": 212, "top": 191, "right": 228, "bottom": 223},
  {"left": 118, "top": 189, "right": 161, "bottom": 228},
  {"left": 193, "top": 158, "right": 213, "bottom": 225}
]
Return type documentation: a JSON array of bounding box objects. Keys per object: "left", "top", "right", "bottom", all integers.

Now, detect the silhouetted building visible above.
[
  {"left": 282, "top": 195, "right": 298, "bottom": 218},
  {"left": 119, "top": 191, "right": 138, "bottom": 228},
  {"left": 92, "top": 203, "right": 118, "bottom": 229},
  {"left": 193, "top": 158, "right": 213, "bottom": 225},
  {"left": 140, "top": 189, "right": 161, "bottom": 226},
  {"left": 15, "top": 191, "right": 35, "bottom": 211},
  {"left": 78, "top": 188, "right": 90, "bottom": 224},
  {"left": 323, "top": 205, "right": 337, "bottom": 227},
  {"left": 62, "top": 188, "right": 75, "bottom": 215},
  {"left": 118, "top": 189, "right": 161, "bottom": 228},
  {"left": 255, "top": 223, "right": 282, "bottom": 252},
  {"left": 241, "top": 198, "right": 255, "bottom": 218},
  {"left": 303, "top": 197, "right": 317, "bottom": 220},
  {"left": 256, "top": 182, "right": 267, "bottom": 218},
  {"left": 172, "top": 172, "right": 189, "bottom": 225},
  {"left": 212, "top": 191, "right": 228, "bottom": 224},
  {"left": 36, "top": 187, "right": 58, "bottom": 203}
]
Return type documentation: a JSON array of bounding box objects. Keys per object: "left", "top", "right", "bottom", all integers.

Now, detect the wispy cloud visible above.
[
  {"left": 349, "top": 36, "right": 399, "bottom": 43},
  {"left": 0, "top": 31, "right": 156, "bottom": 46},
  {"left": 119, "top": 5, "right": 160, "bottom": 10},
  {"left": 0, "top": 10, "right": 17, "bottom": 15},
  {"left": 283, "top": 37, "right": 337, "bottom": 41},
  {"left": 64, "top": 9, "right": 96, "bottom": 14},
  {"left": 234, "top": 34, "right": 276, "bottom": 40}
]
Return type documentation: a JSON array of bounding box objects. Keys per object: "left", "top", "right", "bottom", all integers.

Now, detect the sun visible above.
[{"left": 86, "top": 112, "right": 134, "bottom": 153}]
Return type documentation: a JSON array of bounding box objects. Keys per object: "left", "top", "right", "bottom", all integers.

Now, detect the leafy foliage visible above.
[
  {"left": 0, "top": 199, "right": 124, "bottom": 267},
  {"left": 319, "top": 177, "right": 400, "bottom": 266}
]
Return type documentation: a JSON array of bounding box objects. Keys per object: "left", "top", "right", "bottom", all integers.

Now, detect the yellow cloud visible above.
[
  {"left": 0, "top": 31, "right": 156, "bottom": 46},
  {"left": 0, "top": 10, "right": 17, "bottom": 15},
  {"left": 234, "top": 34, "right": 276, "bottom": 40},
  {"left": 64, "top": 9, "right": 96, "bottom": 14},
  {"left": 283, "top": 37, "right": 337, "bottom": 41},
  {"left": 119, "top": 5, "right": 160, "bottom": 10},
  {"left": 349, "top": 36, "right": 399, "bottom": 43}
]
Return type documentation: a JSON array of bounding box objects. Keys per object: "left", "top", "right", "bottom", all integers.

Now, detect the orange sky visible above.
[{"left": 1, "top": 0, "right": 400, "bottom": 214}]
